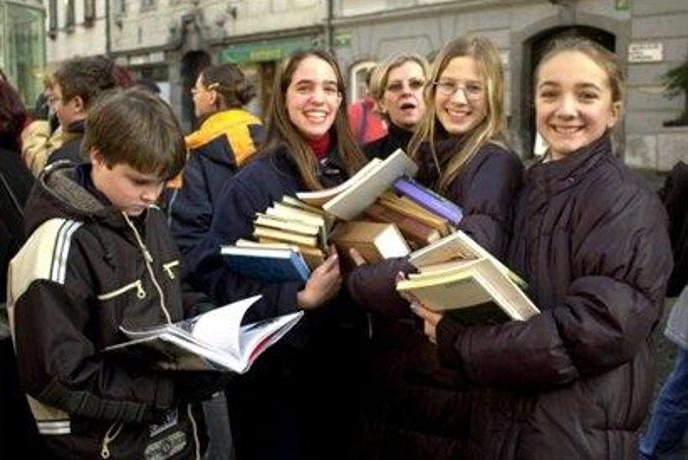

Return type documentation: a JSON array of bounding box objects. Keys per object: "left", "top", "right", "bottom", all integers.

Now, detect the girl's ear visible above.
[{"left": 607, "top": 100, "right": 622, "bottom": 129}]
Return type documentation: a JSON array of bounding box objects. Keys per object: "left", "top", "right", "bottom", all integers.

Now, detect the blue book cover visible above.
[
  {"left": 393, "top": 176, "right": 464, "bottom": 225},
  {"left": 221, "top": 246, "right": 310, "bottom": 283}
]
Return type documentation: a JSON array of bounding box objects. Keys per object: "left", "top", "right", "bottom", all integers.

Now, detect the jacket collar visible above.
[
  {"left": 527, "top": 132, "right": 612, "bottom": 190},
  {"left": 185, "top": 109, "right": 261, "bottom": 150}
]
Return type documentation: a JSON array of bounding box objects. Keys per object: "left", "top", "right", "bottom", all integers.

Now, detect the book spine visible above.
[
  {"left": 393, "top": 177, "right": 464, "bottom": 225},
  {"left": 365, "top": 204, "right": 439, "bottom": 245}
]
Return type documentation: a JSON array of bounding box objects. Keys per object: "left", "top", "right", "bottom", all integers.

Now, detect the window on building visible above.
[
  {"left": 65, "top": 0, "right": 76, "bottom": 30},
  {"left": 48, "top": 0, "right": 58, "bottom": 36},
  {"left": 84, "top": 0, "right": 96, "bottom": 27},
  {"left": 350, "top": 60, "right": 377, "bottom": 102},
  {"left": 113, "top": 0, "right": 126, "bottom": 14},
  {"left": 141, "top": 0, "right": 157, "bottom": 12}
]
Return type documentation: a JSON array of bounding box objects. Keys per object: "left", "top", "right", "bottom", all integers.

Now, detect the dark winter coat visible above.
[
  {"left": 347, "top": 137, "right": 524, "bottom": 459},
  {"left": 190, "top": 146, "right": 366, "bottom": 460},
  {"left": 46, "top": 120, "right": 85, "bottom": 166},
  {"left": 169, "top": 109, "right": 263, "bottom": 261},
  {"left": 363, "top": 122, "right": 414, "bottom": 161},
  {"left": 0, "top": 147, "right": 33, "bottom": 302},
  {"left": 7, "top": 162, "right": 220, "bottom": 459},
  {"left": 436, "top": 134, "right": 673, "bottom": 460}
]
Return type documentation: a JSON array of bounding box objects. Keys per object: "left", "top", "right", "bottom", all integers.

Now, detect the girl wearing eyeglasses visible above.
[
  {"left": 363, "top": 52, "right": 429, "bottom": 160},
  {"left": 190, "top": 50, "right": 369, "bottom": 460},
  {"left": 168, "top": 63, "right": 264, "bottom": 267},
  {"left": 346, "top": 35, "right": 523, "bottom": 459}
]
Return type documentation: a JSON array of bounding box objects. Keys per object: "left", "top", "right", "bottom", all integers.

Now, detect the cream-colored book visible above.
[
  {"left": 253, "top": 226, "right": 318, "bottom": 248},
  {"left": 397, "top": 257, "right": 539, "bottom": 323},
  {"left": 408, "top": 230, "right": 526, "bottom": 288},
  {"left": 296, "top": 149, "right": 419, "bottom": 220},
  {"left": 328, "top": 220, "right": 411, "bottom": 266},
  {"left": 254, "top": 213, "right": 321, "bottom": 236}
]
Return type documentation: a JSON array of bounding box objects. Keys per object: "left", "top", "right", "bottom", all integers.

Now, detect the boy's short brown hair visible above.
[
  {"left": 54, "top": 55, "right": 117, "bottom": 108},
  {"left": 82, "top": 89, "right": 186, "bottom": 180}
]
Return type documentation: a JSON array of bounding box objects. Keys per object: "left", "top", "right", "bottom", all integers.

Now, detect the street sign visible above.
[{"left": 628, "top": 42, "right": 663, "bottom": 63}]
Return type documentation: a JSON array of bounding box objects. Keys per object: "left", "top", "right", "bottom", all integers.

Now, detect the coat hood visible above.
[{"left": 23, "top": 161, "right": 130, "bottom": 237}]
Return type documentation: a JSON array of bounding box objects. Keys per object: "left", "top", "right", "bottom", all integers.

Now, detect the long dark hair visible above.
[
  {"left": 260, "top": 49, "right": 366, "bottom": 191},
  {"left": 0, "top": 80, "right": 29, "bottom": 151}
]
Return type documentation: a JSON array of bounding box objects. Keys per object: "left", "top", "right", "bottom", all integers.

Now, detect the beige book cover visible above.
[
  {"left": 408, "top": 230, "right": 526, "bottom": 288},
  {"left": 295, "top": 158, "right": 383, "bottom": 206},
  {"left": 329, "top": 221, "right": 411, "bottom": 266},
  {"left": 253, "top": 226, "right": 318, "bottom": 248},
  {"left": 397, "top": 257, "right": 539, "bottom": 322},
  {"left": 254, "top": 213, "right": 321, "bottom": 236}
]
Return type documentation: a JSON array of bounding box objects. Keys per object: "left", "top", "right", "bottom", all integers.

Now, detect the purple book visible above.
[{"left": 393, "top": 176, "right": 463, "bottom": 225}]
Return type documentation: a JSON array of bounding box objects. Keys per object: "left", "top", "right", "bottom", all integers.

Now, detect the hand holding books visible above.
[{"left": 296, "top": 245, "right": 342, "bottom": 310}]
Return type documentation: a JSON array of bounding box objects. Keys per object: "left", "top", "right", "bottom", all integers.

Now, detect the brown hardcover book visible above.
[
  {"left": 377, "top": 192, "right": 450, "bottom": 236},
  {"left": 364, "top": 203, "right": 441, "bottom": 246},
  {"left": 328, "top": 221, "right": 411, "bottom": 266}
]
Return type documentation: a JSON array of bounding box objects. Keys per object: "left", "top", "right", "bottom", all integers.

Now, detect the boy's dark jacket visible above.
[{"left": 8, "top": 162, "right": 213, "bottom": 459}]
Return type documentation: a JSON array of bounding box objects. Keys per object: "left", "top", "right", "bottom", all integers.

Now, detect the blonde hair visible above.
[
  {"left": 369, "top": 52, "right": 430, "bottom": 122},
  {"left": 408, "top": 35, "right": 508, "bottom": 192}
]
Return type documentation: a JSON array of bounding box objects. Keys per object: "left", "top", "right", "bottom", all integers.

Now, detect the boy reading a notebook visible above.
[{"left": 7, "top": 89, "right": 227, "bottom": 459}]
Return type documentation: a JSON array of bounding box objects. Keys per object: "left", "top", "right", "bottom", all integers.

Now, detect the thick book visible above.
[
  {"left": 104, "top": 295, "right": 304, "bottom": 373},
  {"left": 296, "top": 149, "right": 419, "bottom": 220},
  {"left": 393, "top": 176, "right": 464, "bottom": 225},
  {"left": 377, "top": 191, "right": 451, "bottom": 236},
  {"left": 408, "top": 230, "right": 526, "bottom": 287},
  {"left": 328, "top": 220, "right": 411, "bottom": 266},
  {"left": 221, "top": 244, "right": 311, "bottom": 282},
  {"left": 397, "top": 258, "right": 539, "bottom": 323},
  {"left": 364, "top": 202, "right": 441, "bottom": 247},
  {"left": 236, "top": 238, "right": 325, "bottom": 270}
]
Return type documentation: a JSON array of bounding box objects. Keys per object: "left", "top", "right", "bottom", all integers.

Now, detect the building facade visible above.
[
  {"left": 332, "top": 0, "right": 688, "bottom": 169},
  {"left": 41, "top": 0, "right": 688, "bottom": 170},
  {"left": 1, "top": 0, "right": 45, "bottom": 105}
]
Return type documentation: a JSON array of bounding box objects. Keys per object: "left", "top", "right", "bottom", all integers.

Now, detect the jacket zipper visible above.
[
  {"left": 100, "top": 421, "right": 123, "bottom": 459},
  {"left": 123, "top": 213, "right": 173, "bottom": 325},
  {"left": 162, "top": 260, "right": 180, "bottom": 280},
  {"left": 97, "top": 280, "right": 146, "bottom": 301}
]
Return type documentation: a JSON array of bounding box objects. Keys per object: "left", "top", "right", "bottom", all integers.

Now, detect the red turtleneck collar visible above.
[{"left": 306, "top": 132, "right": 332, "bottom": 160}]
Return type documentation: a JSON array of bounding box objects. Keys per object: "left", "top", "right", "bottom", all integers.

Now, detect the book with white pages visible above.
[{"left": 104, "top": 295, "right": 303, "bottom": 374}]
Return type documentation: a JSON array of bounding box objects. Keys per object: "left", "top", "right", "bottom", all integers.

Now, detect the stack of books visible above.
[
  {"left": 221, "top": 196, "right": 332, "bottom": 282},
  {"left": 397, "top": 231, "right": 539, "bottom": 325}
]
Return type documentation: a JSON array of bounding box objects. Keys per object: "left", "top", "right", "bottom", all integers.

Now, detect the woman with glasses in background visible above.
[
  {"left": 363, "top": 52, "right": 428, "bottom": 160},
  {"left": 347, "top": 35, "right": 524, "bottom": 459}
]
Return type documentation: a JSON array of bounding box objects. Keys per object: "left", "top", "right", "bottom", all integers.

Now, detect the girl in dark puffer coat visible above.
[{"left": 413, "top": 37, "right": 673, "bottom": 460}]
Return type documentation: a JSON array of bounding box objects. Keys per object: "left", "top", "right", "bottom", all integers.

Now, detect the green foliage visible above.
[{"left": 663, "top": 61, "right": 688, "bottom": 99}]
